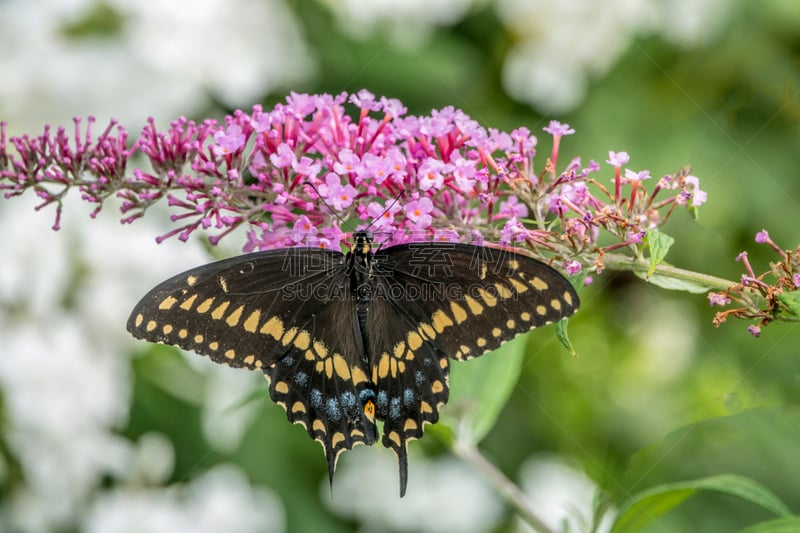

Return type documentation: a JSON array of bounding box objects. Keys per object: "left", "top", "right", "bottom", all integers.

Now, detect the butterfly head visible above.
[{"left": 351, "top": 231, "right": 374, "bottom": 257}]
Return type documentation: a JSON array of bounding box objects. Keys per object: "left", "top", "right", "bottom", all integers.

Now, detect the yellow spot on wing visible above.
[
  {"left": 209, "top": 341, "right": 219, "bottom": 351},
  {"left": 243, "top": 310, "right": 261, "bottom": 333},
  {"left": 407, "top": 331, "right": 423, "bottom": 350},
  {"left": 226, "top": 305, "right": 244, "bottom": 326},
  {"left": 563, "top": 291, "right": 573, "bottom": 306},
  {"left": 351, "top": 366, "right": 368, "bottom": 385},
  {"left": 431, "top": 310, "right": 454, "bottom": 333},
  {"left": 187, "top": 275, "right": 198, "bottom": 286},
  {"left": 520, "top": 311, "right": 532, "bottom": 322},
  {"left": 495, "top": 283, "right": 513, "bottom": 299},
  {"left": 531, "top": 276, "right": 549, "bottom": 291},
  {"left": 224, "top": 349, "right": 235, "bottom": 359},
  {"left": 178, "top": 328, "right": 188, "bottom": 338},
  {"left": 194, "top": 334, "right": 204, "bottom": 344},
  {"left": 509, "top": 278, "right": 529, "bottom": 294},
  {"left": 180, "top": 294, "right": 198, "bottom": 311},
  {"left": 464, "top": 295, "right": 483, "bottom": 315},
  {"left": 332, "top": 354, "right": 351, "bottom": 380},
  {"left": 377, "top": 354, "right": 390, "bottom": 379},
  {"left": 158, "top": 296, "right": 178, "bottom": 310},
  {"left": 196, "top": 297, "right": 214, "bottom": 313},
  {"left": 478, "top": 288, "right": 497, "bottom": 307},
  {"left": 393, "top": 341, "right": 407, "bottom": 360},
  {"left": 162, "top": 324, "right": 173, "bottom": 335},
  {"left": 291, "top": 401, "right": 306, "bottom": 413},
  {"left": 281, "top": 327, "right": 298, "bottom": 346},
  {"left": 135, "top": 314, "right": 143, "bottom": 327},
  {"left": 244, "top": 355, "right": 255, "bottom": 365},
  {"left": 275, "top": 381, "right": 289, "bottom": 394},
  {"left": 418, "top": 322, "right": 436, "bottom": 339},
  {"left": 294, "top": 330, "right": 311, "bottom": 350},
  {"left": 477, "top": 337, "right": 487, "bottom": 348},
  {"left": 313, "top": 341, "right": 328, "bottom": 359},
  {"left": 536, "top": 305, "right": 547, "bottom": 315},
  {"left": 404, "top": 419, "right": 418, "bottom": 431},
  {"left": 450, "top": 301, "right": 468, "bottom": 324},
  {"left": 506, "top": 319, "right": 516, "bottom": 329},
  {"left": 388, "top": 431, "right": 401, "bottom": 447},
  {"left": 146, "top": 320, "right": 157, "bottom": 332},
  {"left": 508, "top": 259, "right": 520, "bottom": 271},
  {"left": 211, "top": 301, "right": 230, "bottom": 320},
  {"left": 550, "top": 299, "right": 562, "bottom": 311},
  {"left": 331, "top": 432, "right": 346, "bottom": 448},
  {"left": 492, "top": 327, "right": 502, "bottom": 337},
  {"left": 313, "top": 419, "right": 326, "bottom": 434},
  {"left": 420, "top": 401, "right": 433, "bottom": 414},
  {"left": 260, "top": 316, "right": 284, "bottom": 340},
  {"left": 431, "top": 380, "right": 444, "bottom": 394}
]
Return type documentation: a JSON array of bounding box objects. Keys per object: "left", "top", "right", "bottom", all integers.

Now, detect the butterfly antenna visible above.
[
  {"left": 361, "top": 192, "right": 404, "bottom": 250},
  {"left": 302, "top": 180, "right": 348, "bottom": 229}
]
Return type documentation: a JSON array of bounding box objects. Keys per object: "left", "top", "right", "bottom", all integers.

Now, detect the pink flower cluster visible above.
[{"left": 1, "top": 90, "right": 706, "bottom": 274}]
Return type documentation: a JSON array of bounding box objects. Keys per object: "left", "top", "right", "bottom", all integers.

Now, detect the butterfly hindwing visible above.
[{"left": 264, "top": 294, "right": 378, "bottom": 482}]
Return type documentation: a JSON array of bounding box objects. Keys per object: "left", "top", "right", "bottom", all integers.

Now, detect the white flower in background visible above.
[
  {"left": 517, "top": 454, "right": 615, "bottom": 533},
  {"left": 320, "top": 0, "right": 475, "bottom": 44},
  {"left": 0, "top": 193, "right": 243, "bottom": 531},
  {"left": 324, "top": 447, "right": 503, "bottom": 532},
  {"left": 0, "top": 0, "right": 314, "bottom": 131},
  {"left": 0, "top": 320, "right": 133, "bottom": 532},
  {"left": 498, "top": 0, "right": 730, "bottom": 114},
  {"left": 84, "top": 465, "right": 285, "bottom": 533},
  {"left": 322, "top": 0, "right": 730, "bottom": 114}
]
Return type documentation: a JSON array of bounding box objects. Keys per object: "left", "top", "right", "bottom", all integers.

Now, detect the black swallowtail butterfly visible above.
[{"left": 127, "top": 231, "right": 579, "bottom": 496}]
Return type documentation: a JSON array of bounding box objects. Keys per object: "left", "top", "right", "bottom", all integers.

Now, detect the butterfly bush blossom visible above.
[{"left": 2, "top": 90, "right": 796, "bottom": 334}]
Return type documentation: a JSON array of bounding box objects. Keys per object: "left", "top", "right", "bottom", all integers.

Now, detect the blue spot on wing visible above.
[
  {"left": 325, "top": 397, "right": 342, "bottom": 421},
  {"left": 310, "top": 389, "right": 323, "bottom": 408},
  {"left": 389, "top": 397, "right": 401, "bottom": 420},
  {"left": 403, "top": 388, "right": 415, "bottom": 407}
]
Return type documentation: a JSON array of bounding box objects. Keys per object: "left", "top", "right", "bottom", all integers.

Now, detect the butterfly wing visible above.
[
  {"left": 126, "top": 248, "right": 377, "bottom": 482},
  {"left": 368, "top": 242, "right": 580, "bottom": 495}
]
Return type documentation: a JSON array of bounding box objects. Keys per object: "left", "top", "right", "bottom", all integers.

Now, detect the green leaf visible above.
[
  {"left": 644, "top": 229, "right": 675, "bottom": 278},
  {"left": 777, "top": 289, "right": 800, "bottom": 317},
  {"left": 439, "top": 334, "right": 526, "bottom": 443},
  {"left": 738, "top": 517, "right": 800, "bottom": 533},
  {"left": 555, "top": 318, "right": 577, "bottom": 356},
  {"left": 611, "top": 474, "right": 793, "bottom": 533},
  {"left": 633, "top": 271, "right": 710, "bottom": 293}
]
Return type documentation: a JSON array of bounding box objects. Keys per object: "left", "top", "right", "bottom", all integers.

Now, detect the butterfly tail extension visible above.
[{"left": 384, "top": 431, "right": 410, "bottom": 497}]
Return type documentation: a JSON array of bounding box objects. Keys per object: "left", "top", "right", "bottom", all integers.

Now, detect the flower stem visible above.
[
  {"left": 452, "top": 439, "right": 554, "bottom": 533},
  {"left": 601, "top": 252, "right": 737, "bottom": 292}
]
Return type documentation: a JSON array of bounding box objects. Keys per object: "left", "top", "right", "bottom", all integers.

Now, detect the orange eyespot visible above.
[{"left": 364, "top": 399, "right": 376, "bottom": 421}]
